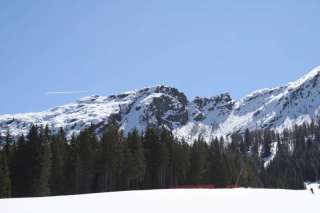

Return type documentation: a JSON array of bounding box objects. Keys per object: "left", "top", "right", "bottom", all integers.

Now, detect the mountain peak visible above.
[{"left": 288, "top": 65, "right": 320, "bottom": 89}]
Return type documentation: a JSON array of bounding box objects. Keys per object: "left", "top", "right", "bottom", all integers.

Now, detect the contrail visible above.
[{"left": 46, "top": 90, "right": 91, "bottom": 95}]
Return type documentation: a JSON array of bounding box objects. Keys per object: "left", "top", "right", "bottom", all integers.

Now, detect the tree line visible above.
[{"left": 1, "top": 120, "right": 320, "bottom": 198}]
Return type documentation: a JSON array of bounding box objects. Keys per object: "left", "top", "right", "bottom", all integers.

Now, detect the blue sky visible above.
[{"left": 1, "top": 0, "right": 319, "bottom": 114}]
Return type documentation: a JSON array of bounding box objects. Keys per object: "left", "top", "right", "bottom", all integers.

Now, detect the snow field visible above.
[{"left": 1, "top": 188, "right": 319, "bottom": 213}]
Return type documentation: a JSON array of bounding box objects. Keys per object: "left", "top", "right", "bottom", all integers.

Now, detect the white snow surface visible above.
[
  {"left": 1, "top": 66, "right": 320, "bottom": 142},
  {"left": 305, "top": 181, "right": 320, "bottom": 190},
  {"left": 0, "top": 188, "right": 319, "bottom": 213},
  {"left": 288, "top": 65, "right": 320, "bottom": 89}
]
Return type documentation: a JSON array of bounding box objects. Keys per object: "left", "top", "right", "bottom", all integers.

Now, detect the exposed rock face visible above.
[{"left": 1, "top": 66, "right": 320, "bottom": 142}]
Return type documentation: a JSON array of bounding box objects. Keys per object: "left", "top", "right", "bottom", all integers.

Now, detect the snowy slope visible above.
[
  {"left": 1, "top": 188, "right": 319, "bottom": 213},
  {"left": 0, "top": 86, "right": 189, "bottom": 139},
  {"left": 1, "top": 66, "right": 320, "bottom": 142},
  {"left": 175, "top": 66, "right": 320, "bottom": 141}
]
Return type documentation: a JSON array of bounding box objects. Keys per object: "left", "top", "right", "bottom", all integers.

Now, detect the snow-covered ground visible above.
[
  {"left": 305, "top": 182, "right": 320, "bottom": 191},
  {"left": 1, "top": 188, "right": 319, "bottom": 213}
]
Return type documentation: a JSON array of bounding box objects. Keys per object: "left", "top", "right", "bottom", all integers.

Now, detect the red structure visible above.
[
  {"left": 225, "top": 185, "right": 240, "bottom": 188},
  {"left": 171, "top": 184, "right": 241, "bottom": 189},
  {"left": 172, "top": 184, "right": 216, "bottom": 189}
]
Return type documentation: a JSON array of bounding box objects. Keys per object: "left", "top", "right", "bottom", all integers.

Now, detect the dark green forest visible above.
[{"left": 1, "top": 120, "right": 320, "bottom": 198}]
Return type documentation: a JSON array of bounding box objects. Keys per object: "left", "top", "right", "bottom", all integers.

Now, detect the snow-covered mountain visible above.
[{"left": 1, "top": 66, "right": 320, "bottom": 142}]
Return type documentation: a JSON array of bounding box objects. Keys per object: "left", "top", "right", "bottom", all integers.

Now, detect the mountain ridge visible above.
[{"left": 1, "top": 66, "right": 320, "bottom": 142}]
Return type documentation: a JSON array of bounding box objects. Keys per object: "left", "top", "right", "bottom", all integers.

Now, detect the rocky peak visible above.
[
  {"left": 192, "top": 93, "right": 234, "bottom": 110},
  {"left": 153, "top": 85, "right": 188, "bottom": 105}
]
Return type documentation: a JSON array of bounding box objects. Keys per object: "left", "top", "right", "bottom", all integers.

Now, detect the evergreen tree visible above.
[
  {"left": 64, "top": 134, "right": 82, "bottom": 194},
  {"left": 35, "top": 126, "right": 51, "bottom": 196},
  {"left": 244, "top": 128, "right": 252, "bottom": 153},
  {"left": 170, "top": 139, "right": 190, "bottom": 186},
  {"left": 188, "top": 138, "right": 208, "bottom": 185},
  {"left": 0, "top": 151, "right": 11, "bottom": 198},
  {"left": 4, "top": 130, "right": 13, "bottom": 167},
  {"left": 143, "top": 128, "right": 159, "bottom": 188},
  {"left": 156, "top": 129, "right": 169, "bottom": 188},
  {"left": 10, "top": 135, "right": 29, "bottom": 197},
  {"left": 208, "top": 138, "right": 229, "bottom": 187},
  {"left": 97, "top": 122, "right": 122, "bottom": 192},
  {"left": 26, "top": 125, "right": 43, "bottom": 196},
  {"left": 142, "top": 128, "right": 169, "bottom": 188},
  {"left": 124, "top": 129, "right": 145, "bottom": 189},
  {"left": 261, "top": 129, "right": 272, "bottom": 158},
  {"left": 50, "top": 128, "right": 67, "bottom": 195},
  {"left": 77, "top": 127, "right": 97, "bottom": 193}
]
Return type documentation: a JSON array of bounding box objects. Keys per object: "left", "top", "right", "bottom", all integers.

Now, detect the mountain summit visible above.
[{"left": 1, "top": 67, "right": 320, "bottom": 142}]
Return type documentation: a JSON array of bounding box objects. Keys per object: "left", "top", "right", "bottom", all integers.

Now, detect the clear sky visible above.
[{"left": 1, "top": 0, "right": 319, "bottom": 114}]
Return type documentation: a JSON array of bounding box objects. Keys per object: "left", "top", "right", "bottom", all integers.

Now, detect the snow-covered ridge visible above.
[
  {"left": 0, "top": 85, "right": 189, "bottom": 139},
  {"left": 288, "top": 66, "right": 320, "bottom": 89},
  {"left": 1, "top": 66, "right": 320, "bottom": 142}
]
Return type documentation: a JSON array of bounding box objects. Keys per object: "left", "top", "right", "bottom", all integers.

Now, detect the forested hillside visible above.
[{"left": 2, "top": 119, "right": 320, "bottom": 198}]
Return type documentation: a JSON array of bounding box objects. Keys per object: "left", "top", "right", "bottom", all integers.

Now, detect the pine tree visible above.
[
  {"left": 26, "top": 125, "right": 44, "bottom": 196},
  {"left": 10, "top": 135, "right": 29, "bottom": 197},
  {"left": 124, "top": 129, "right": 145, "bottom": 189},
  {"left": 50, "top": 128, "right": 67, "bottom": 195},
  {"left": 161, "top": 129, "right": 179, "bottom": 187},
  {"left": 97, "top": 122, "right": 123, "bottom": 192},
  {"left": 208, "top": 138, "right": 229, "bottom": 187},
  {"left": 64, "top": 134, "right": 82, "bottom": 194},
  {"left": 173, "top": 139, "right": 190, "bottom": 186},
  {"left": 0, "top": 151, "right": 11, "bottom": 198},
  {"left": 156, "top": 130, "right": 169, "bottom": 188},
  {"left": 4, "top": 130, "right": 13, "bottom": 166},
  {"left": 143, "top": 128, "right": 169, "bottom": 188},
  {"left": 261, "top": 129, "right": 272, "bottom": 158},
  {"left": 188, "top": 138, "right": 208, "bottom": 185},
  {"left": 78, "top": 126, "right": 97, "bottom": 193},
  {"left": 35, "top": 126, "right": 51, "bottom": 196}
]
